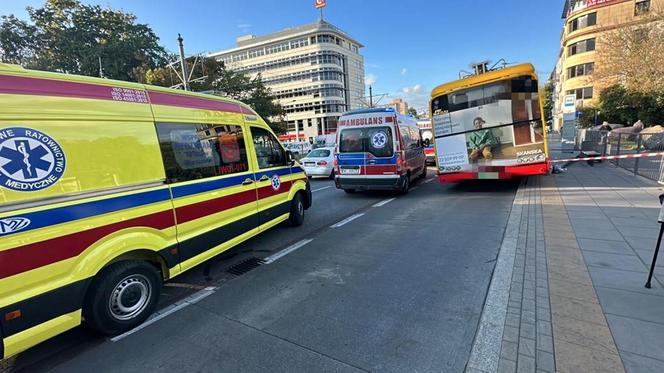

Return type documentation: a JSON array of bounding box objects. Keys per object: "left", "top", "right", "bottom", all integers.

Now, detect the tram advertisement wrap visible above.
[{"left": 433, "top": 90, "right": 546, "bottom": 173}]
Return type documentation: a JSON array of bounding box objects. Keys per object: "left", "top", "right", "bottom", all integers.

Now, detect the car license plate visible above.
[{"left": 341, "top": 167, "right": 360, "bottom": 175}]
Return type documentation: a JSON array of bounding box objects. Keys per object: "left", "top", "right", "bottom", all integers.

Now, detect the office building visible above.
[
  {"left": 552, "top": 0, "right": 662, "bottom": 130},
  {"left": 209, "top": 20, "right": 365, "bottom": 142}
]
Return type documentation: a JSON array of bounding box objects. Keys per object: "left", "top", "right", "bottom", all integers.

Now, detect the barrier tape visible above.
[{"left": 550, "top": 152, "right": 664, "bottom": 163}]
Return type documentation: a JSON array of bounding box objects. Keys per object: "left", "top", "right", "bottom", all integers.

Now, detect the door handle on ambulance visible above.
[
  {"left": 242, "top": 178, "right": 254, "bottom": 185},
  {"left": 259, "top": 175, "right": 270, "bottom": 182}
]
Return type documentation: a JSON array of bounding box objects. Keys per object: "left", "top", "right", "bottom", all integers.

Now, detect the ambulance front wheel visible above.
[
  {"left": 83, "top": 260, "right": 162, "bottom": 335},
  {"left": 289, "top": 192, "right": 305, "bottom": 227}
]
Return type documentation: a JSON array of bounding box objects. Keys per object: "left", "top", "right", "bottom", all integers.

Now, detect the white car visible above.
[{"left": 300, "top": 147, "right": 335, "bottom": 179}]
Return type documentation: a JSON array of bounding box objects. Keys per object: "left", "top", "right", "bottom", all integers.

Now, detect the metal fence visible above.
[{"left": 575, "top": 129, "right": 664, "bottom": 183}]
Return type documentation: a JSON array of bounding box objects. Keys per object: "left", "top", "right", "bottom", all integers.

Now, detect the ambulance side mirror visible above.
[{"left": 286, "top": 150, "right": 295, "bottom": 166}]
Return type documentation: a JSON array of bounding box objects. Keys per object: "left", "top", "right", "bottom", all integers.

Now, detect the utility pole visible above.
[
  {"left": 98, "top": 56, "right": 104, "bottom": 78},
  {"left": 177, "top": 34, "right": 190, "bottom": 91},
  {"left": 369, "top": 85, "right": 373, "bottom": 108}
]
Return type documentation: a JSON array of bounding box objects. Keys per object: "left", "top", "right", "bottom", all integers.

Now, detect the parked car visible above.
[
  {"left": 285, "top": 141, "right": 312, "bottom": 159},
  {"left": 300, "top": 147, "right": 335, "bottom": 178}
]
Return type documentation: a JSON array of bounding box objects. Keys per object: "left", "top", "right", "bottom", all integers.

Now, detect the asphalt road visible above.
[{"left": 5, "top": 170, "right": 518, "bottom": 373}]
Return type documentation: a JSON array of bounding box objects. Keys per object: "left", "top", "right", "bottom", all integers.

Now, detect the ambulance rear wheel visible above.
[
  {"left": 84, "top": 261, "right": 161, "bottom": 335},
  {"left": 399, "top": 174, "right": 410, "bottom": 194},
  {"left": 289, "top": 192, "right": 305, "bottom": 227}
]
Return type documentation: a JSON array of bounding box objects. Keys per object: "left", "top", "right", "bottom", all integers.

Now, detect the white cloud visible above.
[
  {"left": 236, "top": 22, "right": 252, "bottom": 33},
  {"left": 400, "top": 68, "right": 408, "bottom": 76},
  {"left": 401, "top": 84, "right": 422, "bottom": 94},
  {"left": 365, "top": 74, "right": 377, "bottom": 86}
]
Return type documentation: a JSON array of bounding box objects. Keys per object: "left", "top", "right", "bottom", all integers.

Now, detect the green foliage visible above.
[
  {"left": 145, "top": 57, "right": 287, "bottom": 134},
  {"left": 576, "top": 107, "right": 601, "bottom": 128},
  {"left": 2, "top": 1, "right": 285, "bottom": 133},
  {"left": 0, "top": 0, "right": 167, "bottom": 81},
  {"left": 407, "top": 107, "right": 418, "bottom": 117},
  {"left": 0, "top": 15, "right": 37, "bottom": 64},
  {"left": 599, "top": 85, "right": 664, "bottom": 126},
  {"left": 543, "top": 81, "right": 554, "bottom": 120}
]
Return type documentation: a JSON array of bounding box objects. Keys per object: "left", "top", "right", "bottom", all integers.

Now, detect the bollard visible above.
[
  {"left": 634, "top": 134, "right": 642, "bottom": 175},
  {"left": 616, "top": 134, "right": 622, "bottom": 167},
  {"left": 645, "top": 193, "right": 664, "bottom": 288}
]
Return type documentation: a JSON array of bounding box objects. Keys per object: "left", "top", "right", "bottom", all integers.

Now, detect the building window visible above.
[
  {"left": 567, "top": 62, "right": 594, "bottom": 79},
  {"left": 568, "top": 38, "right": 595, "bottom": 56},
  {"left": 568, "top": 12, "right": 597, "bottom": 32},
  {"left": 567, "top": 87, "right": 593, "bottom": 100},
  {"left": 635, "top": 0, "right": 651, "bottom": 15}
]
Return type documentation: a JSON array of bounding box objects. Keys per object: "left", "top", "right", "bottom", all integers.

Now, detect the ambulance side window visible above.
[
  {"left": 250, "top": 127, "right": 288, "bottom": 169},
  {"left": 410, "top": 127, "right": 422, "bottom": 148},
  {"left": 156, "top": 123, "right": 249, "bottom": 183}
]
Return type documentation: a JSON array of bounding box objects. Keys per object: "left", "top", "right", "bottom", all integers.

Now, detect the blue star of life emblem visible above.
[
  {"left": 271, "top": 174, "right": 281, "bottom": 191},
  {"left": 0, "top": 127, "right": 66, "bottom": 192},
  {"left": 371, "top": 131, "right": 387, "bottom": 149}
]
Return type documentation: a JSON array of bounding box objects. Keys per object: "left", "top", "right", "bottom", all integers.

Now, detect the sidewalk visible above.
[{"left": 467, "top": 137, "right": 664, "bottom": 373}]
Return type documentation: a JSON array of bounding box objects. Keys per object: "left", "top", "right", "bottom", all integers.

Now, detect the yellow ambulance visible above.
[{"left": 0, "top": 63, "right": 311, "bottom": 359}]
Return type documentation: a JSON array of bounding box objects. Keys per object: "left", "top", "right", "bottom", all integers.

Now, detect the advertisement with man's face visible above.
[{"left": 431, "top": 77, "right": 546, "bottom": 173}]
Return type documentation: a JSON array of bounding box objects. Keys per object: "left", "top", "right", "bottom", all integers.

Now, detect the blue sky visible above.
[{"left": 3, "top": 0, "right": 564, "bottom": 111}]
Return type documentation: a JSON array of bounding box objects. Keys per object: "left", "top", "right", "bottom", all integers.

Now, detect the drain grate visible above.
[{"left": 226, "top": 257, "right": 265, "bottom": 276}]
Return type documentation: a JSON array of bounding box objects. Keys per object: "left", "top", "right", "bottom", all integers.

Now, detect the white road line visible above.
[
  {"left": 110, "top": 286, "right": 217, "bottom": 342},
  {"left": 312, "top": 186, "right": 332, "bottom": 193},
  {"left": 330, "top": 213, "right": 365, "bottom": 228},
  {"left": 410, "top": 186, "right": 420, "bottom": 191},
  {"left": 424, "top": 178, "right": 435, "bottom": 184},
  {"left": 263, "top": 238, "right": 314, "bottom": 264},
  {"left": 373, "top": 198, "right": 396, "bottom": 207}
]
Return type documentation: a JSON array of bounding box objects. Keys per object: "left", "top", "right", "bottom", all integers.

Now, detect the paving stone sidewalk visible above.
[{"left": 468, "top": 136, "right": 664, "bottom": 373}]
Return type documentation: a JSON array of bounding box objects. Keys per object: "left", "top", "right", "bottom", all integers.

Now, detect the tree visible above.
[
  {"left": 576, "top": 106, "right": 602, "bottom": 128},
  {"left": 145, "top": 57, "right": 288, "bottom": 134},
  {"left": 0, "top": 0, "right": 167, "bottom": 81},
  {"left": 542, "top": 81, "right": 554, "bottom": 120},
  {"left": 0, "top": 15, "right": 37, "bottom": 64},
  {"left": 407, "top": 107, "right": 418, "bottom": 117},
  {"left": 595, "top": 8, "right": 664, "bottom": 93},
  {"left": 599, "top": 84, "right": 664, "bottom": 125}
]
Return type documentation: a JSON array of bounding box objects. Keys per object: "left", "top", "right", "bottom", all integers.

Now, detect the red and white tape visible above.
[{"left": 551, "top": 152, "right": 664, "bottom": 163}]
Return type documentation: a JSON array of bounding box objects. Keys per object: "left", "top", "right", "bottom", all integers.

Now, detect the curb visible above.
[{"left": 465, "top": 179, "right": 526, "bottom": 373}]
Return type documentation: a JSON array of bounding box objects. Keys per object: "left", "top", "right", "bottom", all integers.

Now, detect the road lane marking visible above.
[
  {"left": 373, "top": 198, "right": 396, "bottom": 207},
  {"left": 330, "top": 213, "right": 365, "bottom": 228},
  {"left": 312, "top": 186, "right": 332, "bottom": 193},
  {"left": 411, "top": 186, "right": 420, "bottom": 191},
  {"left": 424, "top": 178, "right": 435, "bottom": 184},
  {"left": 263, "top": 238, "right": 314, "bottom": 264},
  {"left": 110, "top": 286, "right": 217, "bottom": 342}
]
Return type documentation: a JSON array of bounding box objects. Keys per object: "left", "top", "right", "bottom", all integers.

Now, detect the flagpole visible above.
[{"left": 320, "top": 7, "right": 324, "bottom": 21}]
